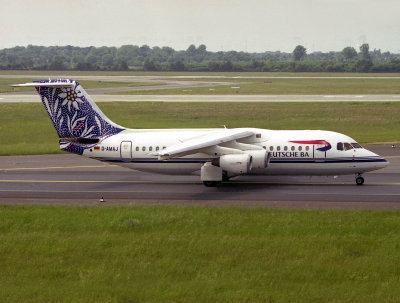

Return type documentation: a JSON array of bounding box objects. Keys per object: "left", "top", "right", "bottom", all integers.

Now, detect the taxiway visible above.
[{"left": 0, "top": 145, "right": 399, "bottom": 209}]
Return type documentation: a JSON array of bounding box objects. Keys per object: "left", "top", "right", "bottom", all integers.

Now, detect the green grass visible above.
[
  {"left": 110, "top": 78, "right": 400, "bottom": 95},
  {"left": 1, "top": 206, "right": 400, "bottom": 302},
  {"left": 0, "top": 102, "right": 399, "bottom": 155},
  {"left": 0, "top": 78, "right": 164, "bottom": 93}
]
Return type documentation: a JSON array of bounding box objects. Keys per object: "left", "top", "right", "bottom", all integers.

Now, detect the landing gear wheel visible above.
[
  {"left": 355, "top": 176, "right": 364, "bottom": 186},
  {"left": 222, "top": 172, "right": 230, "bottom": 182},
  {"left": 203, "top": 181, "right": 220, "bottom": 187}
]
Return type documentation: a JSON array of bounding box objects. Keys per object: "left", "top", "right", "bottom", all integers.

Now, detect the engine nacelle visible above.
[
  {"left": 245, "top": 150, "right": 270, "bottom": 169},
  {"left": 213, "top": 154, "right": 253, "bottom": 174}
]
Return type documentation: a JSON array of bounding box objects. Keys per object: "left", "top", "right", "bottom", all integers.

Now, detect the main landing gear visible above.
[
  {"left": 203, "top": 171, "right": 229, "bottom": 187},
  {"left": 203, "top": 181, "right": 221, "bottom": 187},
  {"left": 222, "top": 171, "right": 230, "bottom": 182},
  {"left": 355, "top": 174, "right": 364, "bottom": 186},
  {"left": 201, "top": 163, "right": 223, "bottom": 187}
]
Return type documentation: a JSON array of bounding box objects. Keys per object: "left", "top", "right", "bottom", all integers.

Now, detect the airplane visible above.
[{"left": 13, "top": 79, "right": 388, "bottom": 187}]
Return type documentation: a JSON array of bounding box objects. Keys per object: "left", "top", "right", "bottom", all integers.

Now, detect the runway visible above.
[{"left": 0, "top": 145, "right": 399, "bottom": 209}]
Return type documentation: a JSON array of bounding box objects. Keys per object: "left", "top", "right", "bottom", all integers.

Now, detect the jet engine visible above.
[
  {"left": 245, "top": 150, "right": 270, "bottom": 169},
  {"left": 212, "top": 154, "right": 252, "bottom": 174}
]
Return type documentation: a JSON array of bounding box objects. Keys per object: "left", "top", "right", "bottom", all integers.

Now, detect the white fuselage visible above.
[{"left": 82, "top": 128, "right": 388, "bottom": 176}]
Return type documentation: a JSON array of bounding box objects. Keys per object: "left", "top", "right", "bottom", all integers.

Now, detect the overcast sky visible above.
[{"left": 1, "top": 0, "right": 399, "bottom": 53}]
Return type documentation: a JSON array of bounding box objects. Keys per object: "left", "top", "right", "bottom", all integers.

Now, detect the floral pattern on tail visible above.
[{"left": 35, "top": 80, "right": 124, "bottom": 155}]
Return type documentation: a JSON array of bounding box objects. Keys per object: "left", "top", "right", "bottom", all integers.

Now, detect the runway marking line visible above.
[
  {"left": 0, "top": 165, "right": 117, "bottom": 171},
  {"left": 0, "top": 179, "right": 399, "bottom": 186},
  {"left": 0, "top": 179, "right": 196, "bottom": 184}
]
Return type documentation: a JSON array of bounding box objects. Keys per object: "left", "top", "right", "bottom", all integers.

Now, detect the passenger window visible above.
[
  {"left": 270, "top": 146, "right": 273, "bottom": 151},
  {"left": 298, "top": 146, "right": 302, "bottom": 151},
  {"left": 149, "top": 146, "right": 153, "bottom": 151},
  {"left": 337, "top": 142, "right": 343, "bottom": 151},
  {"left": 291, "top": 146, "right": 295, "bottom": 151},
  {"left": 156, "top": 146, "right": 159, "bottom": 151},
  {"left": 142, "top": 146, "right": 146, "bottom": 151},
  {"left": 136, "top": 147, "right": 139, "bottom": 151},
  {"left": 306, "top": 146, "right": 309, "bottom": 151},
  {"left": 277, "top": 146, "right": 281, "bottom": 151},
  {"left": 284, "top": 146, "right": 288, "bottom": 151}
]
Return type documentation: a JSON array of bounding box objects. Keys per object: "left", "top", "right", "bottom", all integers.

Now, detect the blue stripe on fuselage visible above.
[{"left": 94, "top": 157, "right": 387, "bottom": 164}]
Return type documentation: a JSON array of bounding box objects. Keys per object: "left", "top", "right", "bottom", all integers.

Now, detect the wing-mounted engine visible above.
[
  {"left": 210, "top": 149, "right": 270, "bottom": 174},
  {"left": 244, "top": 149, "right": 270, "bottom": 169},
  {"left": 212, "top": 154, "right": 253, "bottom": 174},
  {"left": 216, "top": 139, "right": 270, "bottom": 170}
]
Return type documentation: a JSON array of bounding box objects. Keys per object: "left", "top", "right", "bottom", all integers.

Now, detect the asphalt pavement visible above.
[{"left": 0, "top": 145, "right": 399, "bottom": 209}]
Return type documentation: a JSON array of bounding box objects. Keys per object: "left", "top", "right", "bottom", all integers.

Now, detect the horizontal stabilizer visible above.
[{"left": 12, "top": 79, "right": 75, "bottom": 88}]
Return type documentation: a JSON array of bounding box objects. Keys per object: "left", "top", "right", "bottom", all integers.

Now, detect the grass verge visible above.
[
  {"left": 0, "top": 102, "right": 399, "bottom": 155},
  {"left": 0, "top": 206, "right": 400, "bottom": 302},
  {"left": 109, "top": 77, "right": 400, "bottom": 95}
]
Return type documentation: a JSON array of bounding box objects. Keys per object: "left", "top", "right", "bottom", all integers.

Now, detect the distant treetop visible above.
[{"left": 0, "top": 44, "right": 398, "bottom": 72}]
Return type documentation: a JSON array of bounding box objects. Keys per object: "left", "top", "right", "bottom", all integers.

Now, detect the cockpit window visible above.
[
  {"left": 351, "top": 142, "right": 362, "bottom": 149},
  {"left": 337, "top": 142, "right": 361, "bottom": 151},
  {"left": 344, "top": 143, "right": 353, "bottom": 151}
]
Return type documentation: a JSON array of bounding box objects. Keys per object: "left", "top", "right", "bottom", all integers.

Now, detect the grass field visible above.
[
  {"left": 0, "top": 206, "right": 400, "bottom": 303},
  {"left": 110, "top": 77, "right": 400, "bottom": 95},
  {"left": 0, "top": 102, "right": 399, "bottom": 156}
]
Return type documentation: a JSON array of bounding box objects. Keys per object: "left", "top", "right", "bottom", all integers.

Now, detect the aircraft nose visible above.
[
  {"left": 377, "top": 157, "right": 389, "bottom": 168},
  {"left": 368, "top": 150, "right": 389, "bottom": 169}
]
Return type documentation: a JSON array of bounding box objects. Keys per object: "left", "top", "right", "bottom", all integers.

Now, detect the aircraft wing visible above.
[{"left": 157, "top": 129, "right": 258, "bottom": 160}]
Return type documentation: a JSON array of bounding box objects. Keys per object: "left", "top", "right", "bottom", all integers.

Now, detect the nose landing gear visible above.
[{"left": 355, "top": 174, "right": 364, "bottom": 186}]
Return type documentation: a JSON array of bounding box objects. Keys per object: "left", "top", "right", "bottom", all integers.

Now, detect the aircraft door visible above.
[
  {"left": 313, "top": 143, "right": 328, "bottom": 162},
  {"left": 120, "top": 141, "right": 132, "bottom": 161}
]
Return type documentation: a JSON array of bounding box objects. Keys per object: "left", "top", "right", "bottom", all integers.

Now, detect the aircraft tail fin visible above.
[{"left": 13, "top": 79, "right": 125, "bottom": 154}]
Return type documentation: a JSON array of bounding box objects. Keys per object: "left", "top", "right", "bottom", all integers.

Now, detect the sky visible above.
[{"left": 1, "top": 0, "right": 399, "bottom": 53}]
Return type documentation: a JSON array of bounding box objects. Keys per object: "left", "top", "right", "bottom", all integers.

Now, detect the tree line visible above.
[{"left": 0, "top": 43, "right": 399, "bottom": 72}]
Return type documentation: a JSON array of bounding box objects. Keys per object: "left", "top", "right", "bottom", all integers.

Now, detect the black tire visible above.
[
  {"left": 222, "top": 173, "right": 230, "bottom": 182},
  {"left": 203, "top": 181, "right": 220, "bottom": 187},
  {"left": 356, "top": 176, "right": 364, "bottom": 186}
]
